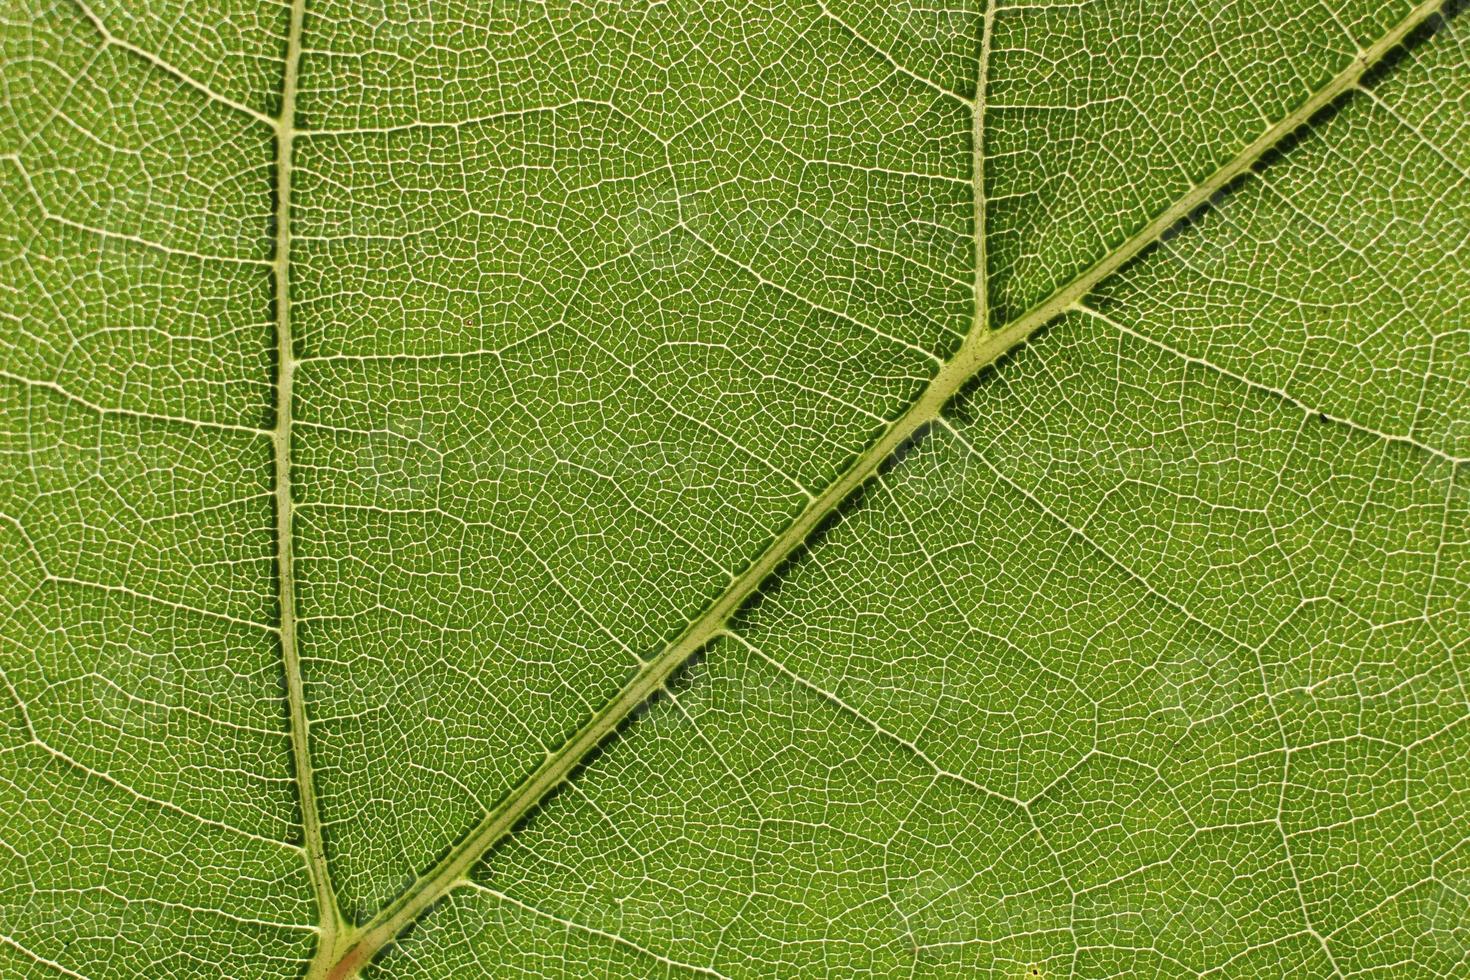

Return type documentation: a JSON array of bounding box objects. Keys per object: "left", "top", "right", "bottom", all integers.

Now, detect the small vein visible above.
[
  {"left": 43, "top": 575, "right": 278, "bottom": 632},
  {"left": 815, "top": 2, "right": 972, "bottom": 105},
  {"left": 16, "top": 738, "right": 302, "bottom": 852},
  {"left": 77, "top": 885, "right": 319, "bottom": 933},
  {"left": 721, "top": 629, "right": 1026, "bottom": 809},
  {"left": 68, "top": 0, "right": 276, "bottom": 127},
  {"left": 678, "top": 223, "right": 946, "bottom": 367},
  {"left": 1073, "top": 302, "right": 1467, "bottom": 465},
  {"left": 67, "top": 673, "right": 287, "bottom": 738},
  {"left": 2, "top": 156, "right": 272, "bottom": 267},
  {"left": 460, "top": 881, "right": 730, "bottom": 979},
  {"left": 0, "top": 934, "right": 94, "bottom": 980},
  {"left": 1355, "top": 82, "right": 1470, "bottom": 181},
  {"left": 0, "top": 369, "right": 272, "bottom": 437},
  {"left": 941, "top": 417, "right": 1262, "bottom": 657},
  {"left": 294, "top": 98, "right": 646, "bottom": 140}
]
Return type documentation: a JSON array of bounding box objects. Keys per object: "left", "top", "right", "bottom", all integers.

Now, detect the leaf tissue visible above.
[{"left": 0, "top": 0, "right": 1466, "bottom": 977}]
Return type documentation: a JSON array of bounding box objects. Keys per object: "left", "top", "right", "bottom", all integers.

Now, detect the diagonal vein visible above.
[
  {"left": 460, "top": 881, "right": 731, "bottom": 979},
  {"left": 67, "top": 0, "right": 276, "bottom": 128},
  {"left": 1074, "top": 301, "right": 1469, "bottom": 464},
  {"left": 320, "top": 1, "right": 1449, "bottom": 974}
]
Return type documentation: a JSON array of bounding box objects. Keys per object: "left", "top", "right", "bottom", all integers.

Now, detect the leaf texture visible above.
[{"left": 0, "top": 0, "right": 1465, "bottom": 977}]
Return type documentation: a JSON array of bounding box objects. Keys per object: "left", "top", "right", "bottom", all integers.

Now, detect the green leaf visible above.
[{"left": 1, "top": 0, "right": 1465, "bottom": 977}]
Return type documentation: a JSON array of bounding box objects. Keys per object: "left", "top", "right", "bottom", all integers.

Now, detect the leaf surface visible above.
[{"left": 0, "top": 0, "right": 1465, "bottom": 977}]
